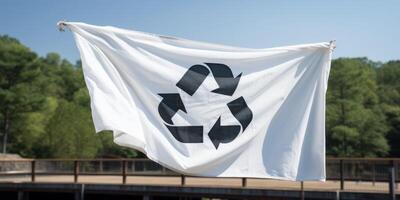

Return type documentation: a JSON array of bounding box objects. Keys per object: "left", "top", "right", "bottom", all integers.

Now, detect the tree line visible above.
[{"left": 0, "top": 35, "right": 399, "bottom": 158}]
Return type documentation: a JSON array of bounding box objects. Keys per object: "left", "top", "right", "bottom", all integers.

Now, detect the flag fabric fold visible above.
[{"left": 66, "top": 22, "right": 332, "bottom": 181}]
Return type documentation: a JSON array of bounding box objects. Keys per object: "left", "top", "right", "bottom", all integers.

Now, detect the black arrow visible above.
[
  {"left": 208, "top": 117, "right": 241, "bottom": 149},
  {"left": 227, "top": 96, "right": 253, "bottom": 131},
  {"left": 165, "top": 124, "right": 203, "bottom": 143},
  {"left": 158, "top": 93, "right": 186, "bottom": 124},
  {"left": 205, "top": 63, "right": 242, "bottom": 96},
  {"left": 176, "top": 64, "right": 210, "bottom": 96}
]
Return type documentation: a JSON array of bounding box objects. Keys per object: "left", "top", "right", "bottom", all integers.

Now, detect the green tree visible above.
[
  {"left": 43, "top": 99, "right": 99, "bottom": 158},
  {"left": 0, "top": 35, "right": 45, "bottom": 153},
  {"left": 9, "top": 97, "right": 58, "bottom": 157},
  {"left": 326, "top": 58, "right": 389, "bottom": 157},
  {"left": 376, "top": 61, "right": 400, "bottom": 156},
  {"left": 38, "top": 53, "right": 85, "bottom": 100},
  {"left": 0, "top": 35, "right": 143, "bottom": 158}
]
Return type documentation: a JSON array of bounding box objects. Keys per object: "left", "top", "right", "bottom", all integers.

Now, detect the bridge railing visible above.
[{"left": 0, "top": 158, "right": 398, "bottom": 189}]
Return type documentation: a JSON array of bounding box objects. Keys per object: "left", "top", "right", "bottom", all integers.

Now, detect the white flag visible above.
[{"left": 65, "top": 22, "right": 333, "bottom": 181}]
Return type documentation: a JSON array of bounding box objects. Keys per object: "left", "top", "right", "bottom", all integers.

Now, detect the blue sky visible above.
[{"left": 1, "top": 0, "right": 399, "bottom": 63}]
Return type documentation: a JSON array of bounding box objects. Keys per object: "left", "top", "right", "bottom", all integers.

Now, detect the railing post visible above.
[
  {"left": 132, "top": 160, "right": 136, "bottom": 173},
  {"left": 241, "top": 178, "right": 247, "bottom": 187},
  {"left": 395, "top": 160, "right": 398, "bottom": 189},
  {"left": 389, "top": 160, "right": 396, "bottom": 200},
  {"left": 99, "top": 160, "right": 103, "bottom": 173},
  {"left": 31, "top": 160, "right": 36, "bottom": 182},
  {"left": 74, "top": 160, "right": 79, "bottom": 183},
  {"left": 300, "top": 181, "right": 305, "bottom": 200},
  {"left": 180, "top": 175, "right": 185, "bottom": 186},
  {"left": 122, "top": 160, "right": 127, "bottom": 184},
  {"left": 372, "top": 161, "right": 376, "bottom": 186},
  {"left": 18, "top": 190, "right": 25, "bottom": 200},
  {"left": 340, "top": 159, "right": 344, "bottom": 190}
]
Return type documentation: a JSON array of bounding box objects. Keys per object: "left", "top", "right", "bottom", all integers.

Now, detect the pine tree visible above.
[
  {"left": 326, "top": 58, "right": 389, "bottom": 157},
  {"left": 0, "top": 35, "right": 45, "bottom": 153}
]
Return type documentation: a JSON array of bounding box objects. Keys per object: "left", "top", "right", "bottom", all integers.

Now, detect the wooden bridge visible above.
[{"left": 0, "top": 158, "right": 399, "bottom": 200}]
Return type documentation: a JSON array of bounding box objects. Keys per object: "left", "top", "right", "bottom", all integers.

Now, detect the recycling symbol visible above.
[{"left": 158, "top": 63, "right": 253, "bottom": 149}]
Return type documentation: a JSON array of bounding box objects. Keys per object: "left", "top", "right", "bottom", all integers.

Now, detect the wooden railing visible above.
[{"left": 0, "top": 157, "right": 398, "bottom": 198}]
